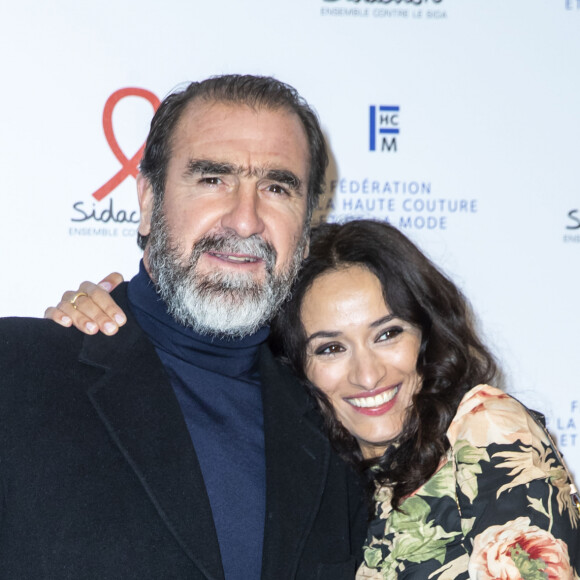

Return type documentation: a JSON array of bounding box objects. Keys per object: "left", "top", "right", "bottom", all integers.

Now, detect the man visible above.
[{"left": 0, "top": 76, "right": 366, "bottom": 579}]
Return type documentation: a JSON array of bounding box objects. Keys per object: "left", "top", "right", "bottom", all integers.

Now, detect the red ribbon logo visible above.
[{"left": 92, "top": 88, "right": 160, "bottom": 201}]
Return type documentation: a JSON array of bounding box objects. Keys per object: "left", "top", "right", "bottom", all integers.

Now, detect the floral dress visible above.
[{"left": 358, "top": 385, "right": 580, "bottom": 579}]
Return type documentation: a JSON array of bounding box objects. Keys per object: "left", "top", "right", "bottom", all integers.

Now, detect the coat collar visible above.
[{"left": 259, "top": 346, "right": 332, "bottom": 579}]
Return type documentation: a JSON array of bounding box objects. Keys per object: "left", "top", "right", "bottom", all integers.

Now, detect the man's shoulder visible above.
[
  {"left": 0, "top": 315, "right": 77, "bottom": 332},
  {"left": 0, "top": 316, "right": 84, "bottom": 353},
  {"left": 0, "top": 283, "right": 147, "bottom": 372},
  {"left": 0, "top": 283, "right": 133, "bottom": 353},
  {"left": 0, "top": 286, "right": 156, "bottom": 416}
]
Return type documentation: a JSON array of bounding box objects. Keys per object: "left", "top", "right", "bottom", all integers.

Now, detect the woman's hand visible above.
[{"left": 44, "top": 272, "right": 127, "bottom": 335}]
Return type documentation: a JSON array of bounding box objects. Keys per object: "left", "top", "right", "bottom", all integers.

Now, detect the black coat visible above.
[{"left": 0, "top": 286, "right": 367, "bottom": 579}]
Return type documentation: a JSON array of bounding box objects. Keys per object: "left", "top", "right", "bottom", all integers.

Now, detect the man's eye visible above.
[
  {"left": 200, "top": 176, "right": 222, "bottom": 186},
  {"left": 267, "top": 184, "right": 290, "bottom": 196},
  {"left": 315, "top": 343, "right": 345, "bottom": 356}
]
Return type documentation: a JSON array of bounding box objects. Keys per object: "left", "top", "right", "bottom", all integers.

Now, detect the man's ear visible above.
[
  {"left": 137, "top": 173, "right": 154, "bottom": 237},
  {"left": 302, "top": 241, "right": 310, "bottom": 259}
]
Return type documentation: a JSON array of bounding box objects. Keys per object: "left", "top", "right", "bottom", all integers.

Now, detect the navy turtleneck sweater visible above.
[{"left": 127, "top": 262, "right": 268, "bottom": 580}]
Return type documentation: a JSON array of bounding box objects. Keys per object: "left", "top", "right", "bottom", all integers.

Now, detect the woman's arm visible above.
[
  {"left": 451, "top": 385, "right": 580, "bottom": 577},
  {"left": 44, "top": 272, "right": 127, "bottom": 335}
]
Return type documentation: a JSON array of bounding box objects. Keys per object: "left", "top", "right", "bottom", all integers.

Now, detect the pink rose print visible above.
[{"left": 469, "top": 517, "right": 573, "bottom": 579}]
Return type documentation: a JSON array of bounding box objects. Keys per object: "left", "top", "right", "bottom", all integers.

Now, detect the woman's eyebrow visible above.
[
  {"left": 370, "top": 314, "right": 396, "bottom": 329},
  {"left": 305, "top": 330, "right": 341, "bottom": 344},
  {"left": 305, "top": 315, "right": 398, "bottom": 344}
]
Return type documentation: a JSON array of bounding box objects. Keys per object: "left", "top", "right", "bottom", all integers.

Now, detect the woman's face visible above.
[{"left": 301, "top": 265, "right": 422, "bottom": 459}]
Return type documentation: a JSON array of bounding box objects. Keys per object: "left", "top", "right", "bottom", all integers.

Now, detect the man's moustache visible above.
[{"left": 192, "top": 233, "right": 277, "bottom": 268}]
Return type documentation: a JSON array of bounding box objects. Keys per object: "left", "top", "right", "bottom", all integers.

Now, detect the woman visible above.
[{"left": 48, "top": 220, "right": 580, "bottom": 578}]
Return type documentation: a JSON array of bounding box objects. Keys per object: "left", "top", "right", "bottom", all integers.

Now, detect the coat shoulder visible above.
[{"left": 0, "top": 316, "right": 84, "bottom": 366}]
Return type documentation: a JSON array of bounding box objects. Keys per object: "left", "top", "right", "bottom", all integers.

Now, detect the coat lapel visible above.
[
  {"left": 259, "top": 347, "right": 331, "bottom": 580},
  {"left": 79, "top": 288, "right": 225, "bottom": 580}
]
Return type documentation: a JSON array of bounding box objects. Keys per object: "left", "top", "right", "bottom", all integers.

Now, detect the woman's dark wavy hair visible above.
[
  {"left": 270, "top": 219, "right": 498, "bottom": 510},
  {"left": 137, "top": 74, "right": 327, "bottom": 249}
]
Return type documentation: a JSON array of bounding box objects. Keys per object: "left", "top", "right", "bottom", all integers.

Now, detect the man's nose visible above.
[
  {"left": 349, "top": 349, "right": 387, "bottom": 391},
  {"left": 220, "top": 184, "right": 266, "bottom": 238}
]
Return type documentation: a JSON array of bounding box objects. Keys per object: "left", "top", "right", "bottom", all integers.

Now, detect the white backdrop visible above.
[{"left": 1, "top": 0, "right": 579, "bottom": 476}]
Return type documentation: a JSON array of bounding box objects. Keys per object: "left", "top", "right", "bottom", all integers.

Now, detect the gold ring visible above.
[{"left": 69, "top": 291, "right": 88, "bottom": 309}]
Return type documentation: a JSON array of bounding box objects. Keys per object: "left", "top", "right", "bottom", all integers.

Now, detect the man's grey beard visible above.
[{"left": 146, "top": 212, "right": 307, "bottom": 339}]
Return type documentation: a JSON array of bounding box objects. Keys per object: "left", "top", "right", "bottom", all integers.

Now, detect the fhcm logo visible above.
[{"left": 369, "top": 105, "right": 399, "bottom": 152}]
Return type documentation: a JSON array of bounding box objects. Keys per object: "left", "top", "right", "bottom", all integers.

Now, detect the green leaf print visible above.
[
  {"left": 455, "top": 440, "right": 489, "bottom": 466},
  {"left": 510, "top": 544, "right": 548, "bottom": 580},
  {"left": 364, "top": 546, "right": 385, "bottom": 569},
  {"left": 421, "top": 461, "right": 456, "bottom": 500},
  {"left": 454, "top": 440, "right": 489, "bottom": 502},
  {"left": 386, "top": 496, "right": 461, "bottom": 565}
]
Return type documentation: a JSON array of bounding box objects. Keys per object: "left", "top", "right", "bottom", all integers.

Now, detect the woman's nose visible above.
[{"left": 348, "top": 349, "right": 387, "bottom": 391}]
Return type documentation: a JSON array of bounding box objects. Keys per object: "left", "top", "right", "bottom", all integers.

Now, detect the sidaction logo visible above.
[
  {"left": 69, "top": 88, "right": 160, "bottom": 237},
  {"left": 90, "top": 88, "right": 160, "bottom": 202}
]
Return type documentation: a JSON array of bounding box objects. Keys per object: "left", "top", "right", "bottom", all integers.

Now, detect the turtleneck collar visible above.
[{"left": 127, "top": 261, "right": 270, "bottom": 380}]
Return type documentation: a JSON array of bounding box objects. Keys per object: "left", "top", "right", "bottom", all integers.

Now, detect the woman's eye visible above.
[
  {"left": 377, "top": 327, "right": 403, "bottom": 342},
  {"left": 314, "top": 343, "right": 344, "bottom": 356}
]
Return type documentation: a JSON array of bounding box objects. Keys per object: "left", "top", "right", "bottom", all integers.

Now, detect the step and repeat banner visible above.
[{"left": 1, "top": 0, "right": 578, "bottom": 475}]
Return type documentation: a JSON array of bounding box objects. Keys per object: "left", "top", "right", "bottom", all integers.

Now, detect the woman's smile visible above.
[{"left": 345, "top": 383, "right": 400, "bottom": 411}]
